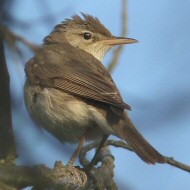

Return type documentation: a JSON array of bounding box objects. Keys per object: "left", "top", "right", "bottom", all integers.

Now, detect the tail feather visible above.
[{"left": 115, "top": 114, "right": 166, "bottom": 164}]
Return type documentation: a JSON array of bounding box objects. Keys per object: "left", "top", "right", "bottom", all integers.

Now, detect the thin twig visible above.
[
  {"left": 165, "top": 157, "right": 190, "bottom": 173},
  {"left": 80, "top": 140, "right": 190, "bottom": 173},
  {"left": 107, "top": 0, "right": 127, "bottom": 73},
  {"left": 0, "top": 25, "right": 40, "bottom": 52}
]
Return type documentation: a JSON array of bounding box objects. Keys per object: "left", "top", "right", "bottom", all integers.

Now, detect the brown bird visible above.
[{"left": 24, "top": 14, "right": 166, "bottom": 165}]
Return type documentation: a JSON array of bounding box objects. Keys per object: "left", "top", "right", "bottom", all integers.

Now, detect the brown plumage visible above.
[{"left": 24, "top": 14, "right": 166, "bottom": 164}]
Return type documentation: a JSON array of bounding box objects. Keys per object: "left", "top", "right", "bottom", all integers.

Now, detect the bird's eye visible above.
[{"left": 83, "top": 32, "right": 91, "bottom": 40}]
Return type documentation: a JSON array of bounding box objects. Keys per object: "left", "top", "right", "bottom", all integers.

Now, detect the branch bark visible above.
[
  {"left": 0, "top": 139, "right": 189, "bottom": 189},
  {"left": 0, "top": 34, "right": 16, "bottom": 163},
  {"left": 0, "top": 161, "right": 87, "bottom": 190},
  {"left": 80, "top": 140, "right": 190, "bottom": 173},
  {"left": 80, "top": 146, "right": 117, "bottom": 190}
]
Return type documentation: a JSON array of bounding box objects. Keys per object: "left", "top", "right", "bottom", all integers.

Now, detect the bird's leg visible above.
[
  {"left": 67, "top": 135, "right": 86, "bottom": 166},
  {"left": 85, "top": 134, "right": 109, "bottom": 171}
]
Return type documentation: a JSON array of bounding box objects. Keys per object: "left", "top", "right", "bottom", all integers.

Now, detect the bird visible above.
[{"left": 24, "top": 13, "right": 166, "bottom": 165}]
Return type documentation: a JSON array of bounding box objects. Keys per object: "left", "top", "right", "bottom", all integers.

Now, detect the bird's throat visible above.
[{"left": 82, "top": 43, "right": 112, "bottom": 62}]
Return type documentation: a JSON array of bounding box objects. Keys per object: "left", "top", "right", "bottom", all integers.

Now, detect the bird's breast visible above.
[{"left": 24, "top": 82, "right": 112, "bottom": 143}]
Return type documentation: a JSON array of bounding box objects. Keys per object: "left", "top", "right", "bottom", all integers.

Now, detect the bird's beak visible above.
[{"left": 102, "top": 36, "right": 138, "bottom": 45}]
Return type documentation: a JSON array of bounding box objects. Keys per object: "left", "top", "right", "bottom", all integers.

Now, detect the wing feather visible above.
[{"left": 25, "top": 45, "right": 131, "bottom": 110}]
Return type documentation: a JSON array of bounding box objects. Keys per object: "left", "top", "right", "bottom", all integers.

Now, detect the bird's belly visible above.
[{"left": 24, "top": 82, "right": 106, "bottom": 143}]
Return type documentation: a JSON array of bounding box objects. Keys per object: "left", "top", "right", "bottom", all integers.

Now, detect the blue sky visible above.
[{"left": 7, "top": 0, "right": 190, "bottom": 189}]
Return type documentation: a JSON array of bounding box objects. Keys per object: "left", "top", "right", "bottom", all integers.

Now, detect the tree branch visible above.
[
  {"left": 80, "top": 140, "right": 190, "bottom": 173},
  {"left": 0, "top": 161, "right": 87, "bottom": 190},
  {"left": 0, "top": 34, "right": 16, "bottom": 163},
  {"left": 80, "top": 146, "right": 118, "bottom": 190},
  {"left": 165, "top": 157, "right": 190, "bottom": 173},
  {"left": 1, "top": 139, "right": 189, "bottom": 189},
  {"left": 107, "top": 0, "right": 127, "bottom": 73},
  {"left": 0, "top": 25, "right": 40, "bottom": 53},
  {"left": 0, "top": 147, "right": 117, "bottom": 190}
]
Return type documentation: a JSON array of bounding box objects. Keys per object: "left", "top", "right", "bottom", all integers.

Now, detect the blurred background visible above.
[{"left": 2, "top": 0, "right": 190, "bottom": 189}]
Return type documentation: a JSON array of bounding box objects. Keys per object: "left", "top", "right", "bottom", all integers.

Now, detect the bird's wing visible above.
[{"left": 25, "top": 45, "right": 130, "bottom": 110}]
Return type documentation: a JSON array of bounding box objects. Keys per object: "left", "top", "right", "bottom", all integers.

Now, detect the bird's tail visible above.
[{"left": 114, "top": 114, "right": 166, "bottom": 164}]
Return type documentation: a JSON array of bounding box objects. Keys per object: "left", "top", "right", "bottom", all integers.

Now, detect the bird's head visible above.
[{"left": 44, "top": 13, "right": 138, "bottom": 61}]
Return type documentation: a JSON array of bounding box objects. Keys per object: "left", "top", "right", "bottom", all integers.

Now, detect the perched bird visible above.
[{"left": 24, "top": 14, "right": 166, "bottom": 165}]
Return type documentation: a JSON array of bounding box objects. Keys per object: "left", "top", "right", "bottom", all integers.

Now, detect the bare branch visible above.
[
  {"left": 0, "top": 36, "right": 16, "bottom": 163},
  {"left": 80, "top": 145, "right": 118, "bottom": 190},
  {"left": 107, "top": 0, "right": 127, "bottom": 73},
  {"left": 80, "top": 140, "right": 190, "bottom": 173},
  {"left": 0, "top": 161, "right": 87, "bottom": 190},
  {"left": 0, "top": 25, "right": 40, "bottom": 52},
  {"left": 2, "top": 139, "right": 188, "bottom": 189},
  {"left": 165, "top": 157, "right": 190, "bottom": 173}
]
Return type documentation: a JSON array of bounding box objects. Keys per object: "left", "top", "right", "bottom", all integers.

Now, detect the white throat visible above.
[{"left": 83, "top": 43, "right": 112, "bottom": 62}]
